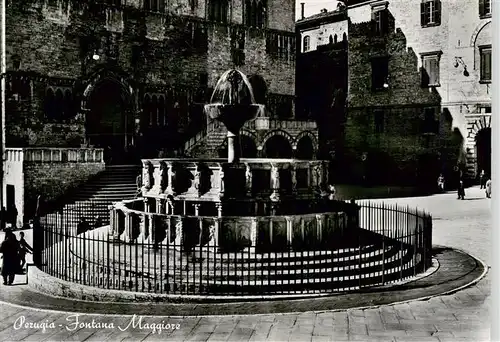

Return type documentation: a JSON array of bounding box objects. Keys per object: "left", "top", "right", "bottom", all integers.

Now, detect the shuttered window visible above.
[
  {"left": 371, "top": 8, "right": 388, "bottom": 35},
  {"left": 480, "top": 46, "right": 492, "bottom": 82},
  {"left": 479, "top": 0, "right": 492, "bottom": 18},
  {"left": 420, "top": 0, "right": 441, "bottom": 27},
  {"left": 421, "top": 53, "right": 441, "bottom": 87}
]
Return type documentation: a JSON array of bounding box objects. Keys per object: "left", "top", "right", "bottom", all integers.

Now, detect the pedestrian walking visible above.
[
  {"left": 486, "top": 179, "right": 492, "bottom": 198},
  {"left": 18, "top": 232, "right": 33, "bottom": 271},
  {"left": 0, "top": 230, "right": 20, "bottom": 285},
  {"left": 457, "top": 180, "right": 465, "bottom": 200},
  {"left": 480, "top": 170, "right": 486, "bottom": 189},
  {"left": 437, "top": 174, "right": 445, "bottom": 192}
]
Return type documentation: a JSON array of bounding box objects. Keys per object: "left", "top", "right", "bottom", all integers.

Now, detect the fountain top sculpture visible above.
[{"left": 204, "top": 69, "right": 265, "bottom": 163}]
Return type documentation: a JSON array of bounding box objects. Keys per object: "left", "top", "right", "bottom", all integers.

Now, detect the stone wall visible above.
[
  {"left": 348, "top": 0, "right": 491, "bottom": 178},
  {"left": 4, "top": 1, "right": 297, "bottom": 153},
  {"left": 4, "top": 148, "right": 106, "bottom": 224}
]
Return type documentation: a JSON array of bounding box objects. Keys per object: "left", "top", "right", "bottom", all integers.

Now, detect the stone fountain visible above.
[
  {"left": 204, "top": 69, "right": 264, "bottom": 164},
  {"left": 105, "top": 69, "right": 361, "bottom": 293}
]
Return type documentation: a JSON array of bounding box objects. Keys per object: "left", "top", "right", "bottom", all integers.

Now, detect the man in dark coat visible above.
[
  {"left": 0, "top": 231, "right": 19, "bottom": 285},
  {"left": 457, "top": 180, "right": 465, "bottom": 200}
]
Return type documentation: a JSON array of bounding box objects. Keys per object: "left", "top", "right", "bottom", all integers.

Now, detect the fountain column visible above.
[{"left": 227, "top": 131, "right": 241, "bottom": 164}]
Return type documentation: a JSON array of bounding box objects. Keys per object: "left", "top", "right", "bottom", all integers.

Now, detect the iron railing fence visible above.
[{"left": 34, "top": 200, "right": 432, "bottom": 296}]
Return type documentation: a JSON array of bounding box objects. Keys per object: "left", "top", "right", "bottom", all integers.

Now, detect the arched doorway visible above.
[
  {"left": 86, "top": 79, "right": 134, "bottom": 164},
  {"left": 295, "top": 136, "right": 315, "bottom": 160},
  {"left": 476, "top": 127, "right": 491, "bottom": 177},
  {"left": 264, "top": 135, "right": 293, "bottom": 158}
]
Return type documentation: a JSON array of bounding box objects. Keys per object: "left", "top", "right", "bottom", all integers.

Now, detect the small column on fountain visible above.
[
  {"left": 218, "top": 164, "right": 225, "bottom": 199},
  {"left": 250, "top": 217, "right": 258, "bottom": 249},
  {"left": 142, "top": 161, "right": 153, "bottom": 194},
  {"left": 165, "top": 162, "right": 175, "bottom": 195},
  {"left": 291, "top": 163, "right": 297, "bottom": 194},
  {"left": 286, "top": 216, "right": 293, "bottom": 249},
  {"left": 143, "top": 197, "right": 150, "bottom": 213},
  {"left": 156, "top": 198, "right": 164, "bottom": 214},
  {"left": 245, "top": 163, "right": 252, "bottom": 197},
  {"left": 159, "top": 161, "right": 168, "bottom": 194},
  {"left": 166, "top": 196, "right": 175, "bottom": 215},
  {"left": 316, "top": 214, "right": 323, "bottom": 246},
  {"left": 194, "top": 203, "right": 203, "bottom": 246},
  {"left": 269, "top": 163, "right": 280, "bottom": 203},
  {"left": 151, "top": 163, "right": 162, "bottom": 194},
  {"left": 216, "top": 202, "right": 223, "bottom": 217},
  {"left": 193, "top": 163, "right": 202, "bottom": 197}
]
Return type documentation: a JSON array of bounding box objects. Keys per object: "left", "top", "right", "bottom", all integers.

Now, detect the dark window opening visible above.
[
  {"left": 231, "top": 29, "right": 246, "bottom": 66},
  {"left": 421, "top": 53, "right": 441, "bottom": 87},
  {"left": 479, "top": 0, "right": 492, "bottom": 18},
  {"left": 420, "top": 0, "right": 441, "bottom": 27},
  {"left": 422, "top": 107, "right": 438, "bottom": 134},
  {"left": 189, "top": 0, "right": 198, "bottom": 11},
  {"left": 44, "top": 87, "right": 74, "bottom": 121},
  {"left": 245, "top": 0, "right": 266, "bottom": 28},
  {"left": 371, "top": 57, "right": 389, "bottom": 91},
  {"left": 266, "top": 33, "right": 294, "bottom": 62},
  {"left": 480, "top": 45, "right": 491, "bottom": 83},
  {"left": 208, "top": 0, "right": 228, "bottom": 23},
  {"left": 374, "top": 109, "right": 385, "bottom": 133},
  {"left": 11, "top": 55, "right": 20, "bottom": 70},
  {"left": 371, "top": 8, "right": 388, "bottom": 35}
]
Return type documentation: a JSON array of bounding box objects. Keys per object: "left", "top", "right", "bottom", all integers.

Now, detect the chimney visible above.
[{"left": 300, "top": 2, "right": 305, "bottom": 19}]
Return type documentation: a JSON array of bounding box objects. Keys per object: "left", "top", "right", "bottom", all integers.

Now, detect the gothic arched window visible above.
[
  {"left": 245, "top": 0, "right": 266, "bottom": 28},
  {"left": 45, "top": 88, "right": 55, "bottom": 120},
  {"left": 208, "top": 0, "right": 228, "bottom": 24},
  {"left": 151, "top": 95, "right": 158, "bottom": 126},
  {"left": 303, "top": 35, "right": 310, "bottom": 52},
  {"left": 63, "top": 89, "right": 72, "bottom": 119},
  {"left": 54, "top": 89, "right": 64, "bottom": 120}
]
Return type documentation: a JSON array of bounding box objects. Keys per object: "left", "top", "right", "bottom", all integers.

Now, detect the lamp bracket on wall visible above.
[{"left": 454, "top": 57, "right": 469, "bottom": 77}]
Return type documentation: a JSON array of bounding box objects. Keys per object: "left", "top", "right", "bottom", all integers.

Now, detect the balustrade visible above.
[{"left": 5, "top": 147, "right": 104, "bottom": 163}]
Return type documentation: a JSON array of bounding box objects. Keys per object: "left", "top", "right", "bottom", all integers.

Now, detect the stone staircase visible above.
[
  {"left": 43, "top": 165, "right": 141, "bottom": 228},
  {"left": 68, "top": 229, "right": 423, "bottom": 295},
  {"left": 179, "top": 120, "right": 227, "bottom": 157}
]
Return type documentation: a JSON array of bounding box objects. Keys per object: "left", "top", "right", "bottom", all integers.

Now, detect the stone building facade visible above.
[
  {"left": 4, "top": 0, "right": 312, "bottom": 162},
  {"left": 348, "top": 0, "right": 492, "bottom": 180},
  {"left": 3, "top": 0, "right": 321, "bottom": 224},
  {"left": 297, "top": 0, "right": 490, "bottom": 184}
]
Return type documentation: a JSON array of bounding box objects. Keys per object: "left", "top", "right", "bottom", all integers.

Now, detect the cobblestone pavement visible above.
[{"left": 0, "top": 187, "right": 491, "bottom": 342}]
